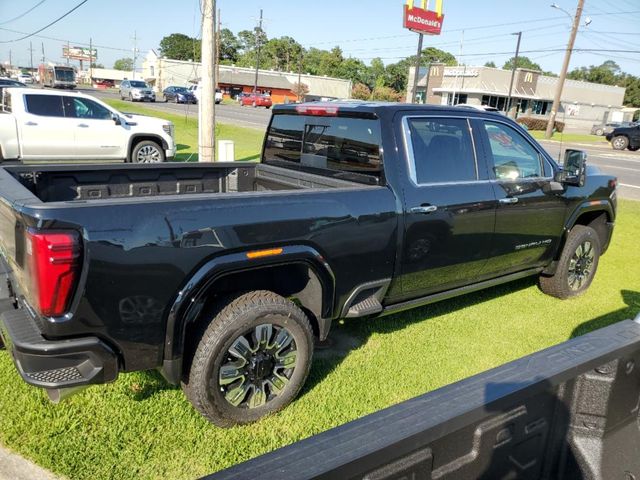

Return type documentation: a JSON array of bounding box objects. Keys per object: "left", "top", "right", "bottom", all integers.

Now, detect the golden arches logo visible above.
[
  {"left": 524, "top": 72, "right": 534, "bottom": 83},
  {"left": 407, "top": 0, "right": 443, "bottom": 16},
  {"left": 430, "top": 66, "right": 440, "bottom": 76}
]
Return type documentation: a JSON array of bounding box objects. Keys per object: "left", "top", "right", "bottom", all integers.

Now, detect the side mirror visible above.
[
  {"left": 560, "top": 149, "right": 587, "bottom": 187},
  {"left": 112, "top": 113, "right": 122, "bottom": 126}
]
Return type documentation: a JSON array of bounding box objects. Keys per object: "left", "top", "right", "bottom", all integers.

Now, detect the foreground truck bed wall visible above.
[{"left": 207, "top": 317, "right": 640, "bottom": 480}]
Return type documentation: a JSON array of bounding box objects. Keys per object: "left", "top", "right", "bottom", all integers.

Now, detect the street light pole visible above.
[
  {"left": 410, "top": 33, "right": 424, "bottom": 103},
  {"left": 545, "top": 0, "right": 584, "bottom": 138},
  {"left": 253, "top": 9, "right": 263, "bottom": 94},
  {"left": 506, "top": 31, "right": 521, "bottom": 118}
]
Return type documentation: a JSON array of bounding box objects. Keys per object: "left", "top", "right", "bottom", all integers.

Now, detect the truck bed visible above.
[{"left": 3, "top": 162, "right": 366, "bottom": 203}]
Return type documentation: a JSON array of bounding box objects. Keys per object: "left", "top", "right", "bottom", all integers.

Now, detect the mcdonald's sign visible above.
[
  {"left": 403, "top": 0, "right": 444, "bottom": 35},
  {"left": 524, "top": 72, "right": 534, "bottom": 83}
]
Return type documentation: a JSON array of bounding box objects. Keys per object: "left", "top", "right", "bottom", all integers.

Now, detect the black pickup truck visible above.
[{"left": 0, "top": 102, "right": 617, "bottom": 427}]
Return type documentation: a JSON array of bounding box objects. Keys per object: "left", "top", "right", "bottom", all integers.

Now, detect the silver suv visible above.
[{"left": 119, "top": 79, "right": 156, "bottom": 102}]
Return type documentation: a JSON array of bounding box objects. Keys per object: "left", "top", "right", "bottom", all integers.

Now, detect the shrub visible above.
[
  {"left": 516, "top": 116, "right": 565, "bottom": 133},
  {"left": 352, "top": 83, "right": 371, "bottom": 100}
]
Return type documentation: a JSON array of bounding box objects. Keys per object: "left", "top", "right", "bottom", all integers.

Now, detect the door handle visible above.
[
  {"left": 499, "top": 197, "right": 519, "bottom": 204},
  {"left": 410, "top": 205, "right": 438, "bottom": 214},
  {"left": 77, "top": 123, "right": 89, "bottom": 128},
  {"left": 24, "top": 121, "right": 38, "bottom": 126}
]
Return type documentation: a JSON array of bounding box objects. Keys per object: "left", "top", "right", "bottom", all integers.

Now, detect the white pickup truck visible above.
[{"left": 0, "top": 88, "right": 175, "bottom": 163}]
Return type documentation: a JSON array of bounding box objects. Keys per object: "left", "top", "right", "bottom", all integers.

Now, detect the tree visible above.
[
  {"left": 91, "top": 62, "right": 104, "bottom": 69},
  {"left": 219, "top": 28, "right": 240, "bottom": 63},
  {"left": 484, "top": 61, "right": 496, "bottom": 68},
  {"left": 159, "top": 33, "right": 200, "bottom": 61},
  {"left": 113, "top": 58, "right": 133, "bottom": 71},
  {"left": 352, "top": 83, "right": 371, "bottom": 100},
  {"left": 292, "top": 82, "right": 309, "bottom": 100},
  {"left": 370, "top": 86, "right": 402, "bottom": 102},
  {"left": 264, "top": 36, "right": 303, "bottom": 72},
  {"left": 502, "top": 56, "right": 541, "bottom": 71},
  {"left": 336, "top": 57, "right": 369, "bottom": 86}
]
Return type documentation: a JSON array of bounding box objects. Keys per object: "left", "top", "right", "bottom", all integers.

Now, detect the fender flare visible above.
[{"left": 160, "top": 245, "right": 335, "bottom": 384}]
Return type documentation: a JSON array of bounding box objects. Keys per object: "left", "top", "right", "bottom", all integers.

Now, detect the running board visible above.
[
  {"left": 347, "top": 296, "right": 383, "bottom": 318},
  {"left": 383, "top": 267, "right": 543, "bottom": 316}
]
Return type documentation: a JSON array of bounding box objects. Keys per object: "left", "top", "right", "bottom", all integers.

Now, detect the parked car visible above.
[
  {"left": 119, "top": 79, "right": 155, "bottom": 102},
  {"left": 606, "top": 123, "right": 640, "bottom": 151},
  {"left": 188, "top": 84, "right": 222, "bottom": 104},
  {"left": 591, "top": 121, "right": 635, "bottom": 136},
  {"left": 93, "top": 79, "right": 115, "bottom": 88},
  {"left": 162, "top": 86, "right": 197, "bottom": 104},
  {"left": 241, "top": 92, "right": 272, "bottom": 108},
  {"left": 17, "top": 73, "right": 34, "bottom": 84},
  {"left": 0, "top": 87, "right": 175, "bottom": 162},
  {"left": 0, "top": 102, "right": 616, "bottom": 427}
]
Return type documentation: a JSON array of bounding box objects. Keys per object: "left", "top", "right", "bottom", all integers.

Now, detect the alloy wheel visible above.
[
  {"left": 567, "top": 241, "right": 595, "bottom": 291},
  {"left": 218, "top": 323, "right": 297, "bottom": 409},
  {"left": 136, "top": 145, "right": 162, "bottom": 163}
]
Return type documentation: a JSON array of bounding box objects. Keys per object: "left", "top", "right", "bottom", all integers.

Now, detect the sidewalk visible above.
[{"left": 0, "top": 445, "right": 61, "bottom": 480}]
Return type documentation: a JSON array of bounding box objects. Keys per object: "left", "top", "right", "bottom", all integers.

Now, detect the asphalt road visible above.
[
  {"left": 80, "top": 89, "right": 639, "bottom": 200},
  {"left": 539, "top": 140, "right": 640, "bottom": 201},
  {"left": 82, "top": 88, "right": 272, "bottom": 130}
]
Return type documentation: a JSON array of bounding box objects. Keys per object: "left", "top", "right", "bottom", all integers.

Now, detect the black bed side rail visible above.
[{"left": 206, "top": 315, "right": 640, "bottom": 480}]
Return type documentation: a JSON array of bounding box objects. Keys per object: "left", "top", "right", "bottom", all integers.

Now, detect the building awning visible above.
[
  {"left": 432, "top": 87, "right": 543, "bottom": 100},
  {"left": 192, "top": 70, "right": 294, "bottom": 90}
]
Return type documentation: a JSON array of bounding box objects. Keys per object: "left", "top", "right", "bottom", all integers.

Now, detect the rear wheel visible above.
[
  {"left": 182, "top": 291, "right": 314, "bottom": 427},
  {"left": 131, "top": 140, "right": 165, "bottom": 163},
  {"left": 612, "top": 135, "right": 629, "bottom": 150},
  {"left": 539, "top": 225, "right": 600, "bottom": 299},
  {"left": 595, "top": 128, "right": 604, "bottom": 136}
]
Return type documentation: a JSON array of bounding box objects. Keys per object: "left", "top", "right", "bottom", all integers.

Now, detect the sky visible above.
[{"left": 1, "top": 0, "right": 639, "bottom": 78}]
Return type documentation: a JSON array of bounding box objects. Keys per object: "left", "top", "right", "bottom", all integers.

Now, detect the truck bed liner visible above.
[{"left": 3, "top": 162, "right": 364, "bottom": 203}]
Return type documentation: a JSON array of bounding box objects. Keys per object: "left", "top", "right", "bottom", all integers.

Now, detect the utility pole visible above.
[
  {"left": 297, "top": 51, "right": 303, "bottom": 101},
  {"left": 545, "top": 0, "right": 584, "bottom": 138},
  {"left": 199, "top": 0, "right": 216, "bottom": 162},
  {"left": 253, "top": 9, "right": 263, "bottom": 94},
  {"left": 41, "top": 42, "right": 45, "bottom": 63},
  {"left": 216, "top": 8, "right": 221, "bottom": 88},
  {"left": 506, "top": 31, "right": 522, "bottom": 118},
  {"left": 66, "top": 41, "right": 70, "bottom": 65},
  {"left": 28, "top": 42, "right": 34, "bottom": 72},
  {"left": 410, "top": 33, "right": 424, "bottom": 103},
  {"left": 89, "top": 38, "right": 93, "bottom": 85},
  {"left": 131, "top": 31, "right": 138, "bottom": 79}
]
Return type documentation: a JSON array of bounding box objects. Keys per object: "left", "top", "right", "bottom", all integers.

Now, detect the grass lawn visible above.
[
  {"left": 528, "top": 130, "right": 609, "bottom": 144},
  {"left": 103, "top": 99, "right": 265, "bottom": 162},
  {"left": 0, "top": 200, "right": 639, "bottom": 476}
]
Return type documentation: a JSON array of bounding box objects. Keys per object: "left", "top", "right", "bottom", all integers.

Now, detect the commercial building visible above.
[
  {"left": 407, "top": 65, "right": 630, "bottom": 131},
  {"left": 141, "top": 50, "right": 352, "bottom": 103}
]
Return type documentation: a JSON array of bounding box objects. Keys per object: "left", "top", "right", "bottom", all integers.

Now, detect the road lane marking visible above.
[
  {"left": 595, "top": 164, "right": 640, "bottom": 173},
  {"left": 619, "top": 183, "right": 640, "bottom": 189}
]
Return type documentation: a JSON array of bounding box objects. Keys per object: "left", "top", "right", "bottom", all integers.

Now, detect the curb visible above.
[{"left": 0, "top": 445, "right": 62, "bottom": 480}]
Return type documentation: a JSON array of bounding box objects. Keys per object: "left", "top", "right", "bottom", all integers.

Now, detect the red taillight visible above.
[
  {"left": 25, "top": 230, "right": 81, "bottom": 317},
  {"left": 295, "top": 105, "right": 339, "bottom": 116}
]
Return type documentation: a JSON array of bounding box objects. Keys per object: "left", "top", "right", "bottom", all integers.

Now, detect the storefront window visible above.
[{"left": 447, "top": 93, "right": 468, "bottom": 105}]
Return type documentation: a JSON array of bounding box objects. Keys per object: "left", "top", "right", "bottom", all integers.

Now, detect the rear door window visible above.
[
  {"left": 406, "top": 117, "right": 477, "bottom": 184},
  {"left": 264, "top": 113, "right": 382, "bottom": 183},
  {"left": 24, "top": 94, "right": 64, "bottom": 117}
]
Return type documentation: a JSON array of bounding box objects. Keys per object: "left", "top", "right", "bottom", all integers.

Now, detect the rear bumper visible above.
[{"left": 0, "top": 306, "right": 119, "bottom": 389}]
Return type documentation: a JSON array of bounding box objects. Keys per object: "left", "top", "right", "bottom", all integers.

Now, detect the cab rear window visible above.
[{"left": 263, "top": 114, "right": 382, "bottom": 184}]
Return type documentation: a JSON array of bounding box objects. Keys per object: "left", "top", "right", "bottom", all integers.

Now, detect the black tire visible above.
[
  {"left": 595, "top": 128, "right": 604, "bottom": 136},
  {"left": 119, "top": 91, "right": 125, "bottom": 100},
  {"left": 182, "top": 290, "right": 314, "bottom": 427},
  {"left": 628, "top": 146, "right": 639, "bottom": 152},
  {"left": 539, "top": 225, "right": 601, "bottom": 299},
  {"left": 130, "top": 140, "right": 165, "bottom": 163},
  {"left": 163, "top": 95, "right": 168, "bottom": 103},
  {"left": 266, "top": 105, "right": 271, "bottom": 109},
  {"left": 612, "top": 135, "right": 629, "bottom": 150},
  {"left": 128, "top": 93, "right": 134, "bottom": 103}
]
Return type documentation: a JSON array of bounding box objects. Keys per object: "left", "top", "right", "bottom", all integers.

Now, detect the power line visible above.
[
  {"left": 0, "top": 26, "right": 139, "bottom": 53},
  {"left": 0, "top": 0, "right": 48, "bottom": 26},
  {"left": 0, "top": 0, "right": 89, "bottom": 44}
]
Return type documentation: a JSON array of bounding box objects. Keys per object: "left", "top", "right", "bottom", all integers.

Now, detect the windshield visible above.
[
  {"left": 174, "top": 87, "right": 189, "bottom": 93},
  {"left": 130, "top": 81, "right": 148, "bottom": 88},
  {"left": 54, "top": 69, "right": 75, "bottom": 82}
]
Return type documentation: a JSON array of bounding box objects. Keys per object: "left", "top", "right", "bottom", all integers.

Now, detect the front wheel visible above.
[
  {"left": 131, "top": 140, "right": 165, "bottom": 163},
  {"left": 182, "top": 291, "right": 314, "bottom": 427},
  {"left": 595, "top": 128, "right": 604, "bottom": 136},
  {"left": 612, "top": 135, "right": 629, "bottom": 150},
  {"left": 539, "top": 225, "right": 600, "bottom": 299}
]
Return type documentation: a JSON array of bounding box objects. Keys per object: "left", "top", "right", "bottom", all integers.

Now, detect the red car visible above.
[{"left": 240, "top": 93, "right": 272, "bottom": 108}]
